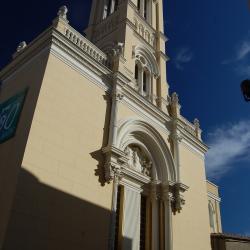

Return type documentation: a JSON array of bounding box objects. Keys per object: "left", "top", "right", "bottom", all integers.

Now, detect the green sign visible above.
[{"left": 0, "top": 89, "right": 27, "bottom": 143}]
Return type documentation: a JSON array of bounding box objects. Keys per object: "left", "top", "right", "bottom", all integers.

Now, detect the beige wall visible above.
[
  {"left": 0, "top": 51, "right": 50, "bottom": 248},
  {"left": 172, "top": 144, "right": 212, "bottom": 250},
  {"left": 2, "top": 53, "right": 113, "bottom": 249},
  {"left": 114, "top": 94, "right": 212, "bottom": 250}
]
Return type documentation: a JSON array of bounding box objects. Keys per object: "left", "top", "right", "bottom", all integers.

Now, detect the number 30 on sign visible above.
[{"left": 0, "top": 89, "right": 28, "bottom": 143}]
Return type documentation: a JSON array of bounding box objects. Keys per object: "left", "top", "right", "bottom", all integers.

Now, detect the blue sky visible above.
[{"left": 1, "top": 0, "right": 250, "bottom": 236}]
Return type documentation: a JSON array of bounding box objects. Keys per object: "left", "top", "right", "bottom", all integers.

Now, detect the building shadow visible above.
[{"left": 2, "top": 168, "right": 132, "bottom": 250}]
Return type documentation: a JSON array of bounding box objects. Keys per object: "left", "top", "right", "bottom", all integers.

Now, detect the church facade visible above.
[{"left": 0, "top": 1, "right": 221, "bottom": 249}]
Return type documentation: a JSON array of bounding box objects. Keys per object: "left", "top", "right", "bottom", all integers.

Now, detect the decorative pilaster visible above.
[
  {"left": 139, "top": 64, "right": 144, "bottom": 95},
  {"left": 140, "top": 0, "right": 145, "bottom": 17},
  {"left": 108, "top": 86, "right": 124, "bottom": 148},
  {"left": 160, "top": 184, "right": 173, "bottom": 250},
  {"left": 169, "top": 93, "right": 190, "bottom": 213},
  {"left": 149, "top": 182, "right": 160, "bottom": 250},
  {"left": 109, "top": 170, "right": 123, "bottom": 250}
]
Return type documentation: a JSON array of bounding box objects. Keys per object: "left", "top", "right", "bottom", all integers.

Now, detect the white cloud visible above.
[
  {"left": 174, "top": 48, "right": 193, "bottom": 70},
  {"left": 237, "top": 41, "right": 250, "bottom": 61},
  {"left": 222, "top": 40, "right": 250, "bottom": 66},
  {"left": 206, "top": 120, "right": 250, "bottom": 179}
]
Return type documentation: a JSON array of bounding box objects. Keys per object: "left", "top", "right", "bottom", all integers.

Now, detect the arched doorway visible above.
[{"left": 105, "top": 119, "right": 177, "bottom": 250}]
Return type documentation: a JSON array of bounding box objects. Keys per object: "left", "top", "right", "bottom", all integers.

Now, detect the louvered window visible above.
[
  {"left": 114, "top": 186, "right": 122, "bottom": 249},
  {"left": 140, "top": 195, "right": 147, "bottom": 250}
]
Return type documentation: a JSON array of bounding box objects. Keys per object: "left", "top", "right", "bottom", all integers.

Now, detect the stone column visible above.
[
  {"left": 161, "top": 184, "right": 173, "bottom": 250},
  {"left": 109, "top": 171, "right": 122, "bottom": 250},
  {"left": 172, "top": 127, "right": 182, "bottom": 184},
  {"left": 108, "top": 85, "right": 123, "bottom": 147},
  {"left": 110, "top": 0, "right": 116, "bottom": 14},
  {"left": 150, "top": 183, "right": 159, "bottom": 250},
  {"left": 139, "top": 65, "right": 144, "bottom": 95},
  {"left": 147, "top": 74, "right": 153, "bottom": 101},
  {"left": 140, "top": 0, "right": 145, "bottom": 17}
]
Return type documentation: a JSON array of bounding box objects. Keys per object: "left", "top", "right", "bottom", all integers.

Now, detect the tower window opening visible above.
[
  {"left": 135, "top": 64, "right": 139, "bottom": 81},
  {"left": 107, "top": 0, "right": 112, "bottom": 16},
  {"left": 103, "top": 0, "right": 118, "bottom": 19},
  {"left": 114, "top": 0, "right": 119, "bottom": 12},
  {"left": 144, "top": 0, "right": 148, "bottom": 20},
  {"left": 103, "top": 1, "right": 109, "bottom": 19},
  {"left": 143, "top": 71, "right": 147, "bottom": 93},
  {"left": 137, "top": 0, "right": 141, "bottom": 11}
]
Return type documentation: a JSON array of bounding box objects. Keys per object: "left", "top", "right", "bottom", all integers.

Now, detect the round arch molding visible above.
[
  {"left": 134, "top": 45, "right": 160, "bottom": 79},
  {"left": 116, "top": 118, "right": 176, "bottom": 183}
]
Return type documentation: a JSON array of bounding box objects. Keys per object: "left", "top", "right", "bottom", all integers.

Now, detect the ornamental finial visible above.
[
  {"left": 16, "top": 41, "right": 27, "bottom": 53},
  {"left": 57, "top": 5, "right": 68, "bottom": 20},
  {"left": 194, "top": 118, "right": 200, "bottom": 129},
  {"left": 171, "top": 92, "right": 179, "bottom": 105}
]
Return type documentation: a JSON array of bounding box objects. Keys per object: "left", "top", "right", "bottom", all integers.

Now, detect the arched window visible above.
[
  {"left": 143, "top": 71, "right": 147, "bottom": 93},
  {"left": 135, "top": 64, "right": 139, "bottom": 81},
  {"left": 137, "top": 0, "right": 141, "bottom": 11},
  {"left": 103, "top": 0, "right": 118, "bottom": 19},
  {"left": 144, "top": 0, "right": 148, "bottom": 19},
  {"left": 103, "top": 0, "right": 109, "bottom": 19},
  {"left": 134, "top": 59, "right": 152, "bottom": 99},
  {"left": 114, "top": 0, "right": 118, "bottom": 12},
  {"left": 137, "top": 0, "right": 151, "bottom": 23}
]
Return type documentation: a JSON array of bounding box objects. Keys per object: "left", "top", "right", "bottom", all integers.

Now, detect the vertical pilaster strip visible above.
[
  {"left": 139, "top": 65, "right": 144, "bottom": 95},
  {"left": 150, "top": 183, "right": 159, "bottom": 250},
  {"left": 159, "top": 199, "right": 164, "bottom": 250},
  {"left": 140, "top": 0, "right": 145, "bottom": 17},
  {"left": 162, "top": 184, "right": 173, "bottom": 250},
  {"left": 109, "top": 173, "right": 121, "bottom": 250},
  {"left": 150, "top": 75, "right": 154, "bottom": 102},
  {"left": 108, "top": 84, "right": 123, "bottom": 147}
]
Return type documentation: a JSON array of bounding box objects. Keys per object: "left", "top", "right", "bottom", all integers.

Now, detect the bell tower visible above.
[{"left": 85, "top": 0, "right": 169, "bottom": 110}]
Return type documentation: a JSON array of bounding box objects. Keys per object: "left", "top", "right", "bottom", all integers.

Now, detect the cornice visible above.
[
  {"left": 0, "top": 27, "right": 54, "bottom": 81},
  {"left": 0, "top": 20, "right": 208, "bottom": 157},
  {"left": 208, "top": 191, "right": 221, "bottom": 203},
  {"left": 207, "top": 180, "right": 219, "bottom": 188},
  {"left": 179, "top": 128, "right": 208, "bottom": 155},
  {"left": 121, "top": 82, "right": 172, "bottom": 124},
  {"left": 0, "top": 27, "right": 112, "bottom": 89}
]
